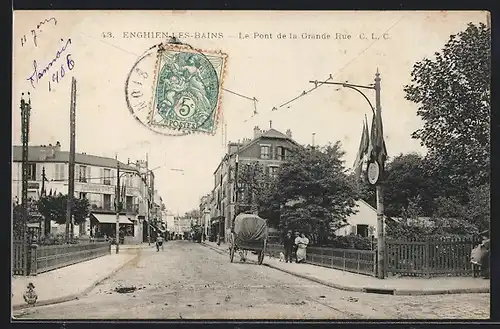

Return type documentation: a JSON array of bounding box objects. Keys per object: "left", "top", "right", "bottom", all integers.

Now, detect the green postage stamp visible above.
[{"left": 125, "top": 41, "right": 227, "bottom": 136}]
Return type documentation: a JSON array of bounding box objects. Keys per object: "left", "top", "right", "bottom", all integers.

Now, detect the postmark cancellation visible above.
[{"left": 125, "top": 40, "right": 227, "bottom": 136}]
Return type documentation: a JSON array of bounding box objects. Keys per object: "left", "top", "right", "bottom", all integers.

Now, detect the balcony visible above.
[
  {"left": 125, "top": 204, "right": 140, "bottom": 214},
  {"left": 90, "top": 202, "right": 114, "bottom": 213}
]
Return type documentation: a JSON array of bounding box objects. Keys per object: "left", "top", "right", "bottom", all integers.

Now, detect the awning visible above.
[
  {"left": 91, "top": 213, "right": 133, "bottom": 224},
  {"left": 146, "top": 220, "right": 166, "bottom": 233}
]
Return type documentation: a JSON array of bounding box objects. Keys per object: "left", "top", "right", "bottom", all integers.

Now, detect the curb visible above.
[
  {"left": 265, "top": 263, "right": 490, "bottom": 296},
  {"left": 264, "top": 263, "right": 365, "bottom": 293},
  {"left": 201, "top": 242, "right": 490, "bottom": 296},
  {"left": 12, "top": 250, "right": 141, "bottom": 312}
]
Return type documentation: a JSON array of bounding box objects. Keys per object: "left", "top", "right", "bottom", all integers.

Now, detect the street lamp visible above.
[{"left": 309, "top": 69, "right": 386, "bottom": 279}]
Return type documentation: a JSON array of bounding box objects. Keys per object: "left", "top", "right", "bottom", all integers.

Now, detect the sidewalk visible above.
[
  {"left": 202, "top": 241, "right": 490, "bottom": 296},
  {"left": 12, "top": 249, "right": 139, "bottom": 311}
]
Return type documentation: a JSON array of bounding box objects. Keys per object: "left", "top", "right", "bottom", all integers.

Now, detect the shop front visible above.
[
  {"left": 209, "top": 216, "right": 225, "bottom": 242},
  {"left": 90, "top": 213, "right": 134, "bottom": 244}
]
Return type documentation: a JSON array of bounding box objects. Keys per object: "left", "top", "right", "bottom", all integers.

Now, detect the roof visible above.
[
  {"left": 12, "top": 145, "right": 138, "bottom": 172},
  {"left": 237, "top": 128, "right": 299, "bottom": 155},
  {"left": 212, "top": 128, "right": 299, "bottom": 175}
]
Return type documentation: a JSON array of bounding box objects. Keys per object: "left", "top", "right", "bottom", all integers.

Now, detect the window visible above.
[
  {"left": 27, "top": 163, "right": 36, "bottom": 181},
  {"left": 269, "top": 166, "right": 279, "bottom": 177},
  {"left": 103, "top": 194, "right": 112, "bottom": 210},
  {"left": 103, "top": 169, "right": 111, "bottom": 185},
  {"left": 277, "top": 147, "right": 286, "bottom": 161},
  {"left": 55, "top": 164, "right": 65, "bottom": 181},
  {"left": 260, "top": 145, "right": 270, "bottom": 159},
  {"left": 78, "top": 165, "right": 87, "bottom": 182},
  {"left": 126, "top": 196, "right": 134, "bottom": 211},
  {"left": 79, "top": 192, "right": 87, "bottom": 199},
  {"left": 356, "top": 224, "right": 369, "bottom": 238}
]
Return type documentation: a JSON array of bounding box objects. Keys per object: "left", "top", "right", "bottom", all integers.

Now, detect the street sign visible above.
[{"left": 367, "top": 161, "right": 380, "bottom": 185}]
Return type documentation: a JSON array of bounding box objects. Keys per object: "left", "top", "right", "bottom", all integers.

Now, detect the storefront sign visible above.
[
  {"left": 27, "top": 182, "right": 39, "bottom": 189},
  {"left": 75, "top": 183, "right": 115, "bottom": 194}
]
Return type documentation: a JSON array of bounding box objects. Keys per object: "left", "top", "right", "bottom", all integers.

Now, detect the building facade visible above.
[
  {"left": 199, "top": 193, "right": 211, "bottom": 238},
  {"left": 209, "top": 126, "right": 299, "bottom": 243},
  {"left": 12, "top": 143, "right": 157, "bottom": 244},
  {"left": 333, "top": 200, "right": 387, "bottom": 238}
]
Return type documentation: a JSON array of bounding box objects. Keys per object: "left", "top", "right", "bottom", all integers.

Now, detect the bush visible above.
[
  {"left": 331, "top": 235, "right": 373, "bottom": 250},
  {"left": 315, "top": 234, "right": 373, "bottom": 250},
  {"left": 38, "top": 233, "right": 79, "bottom": 245}
]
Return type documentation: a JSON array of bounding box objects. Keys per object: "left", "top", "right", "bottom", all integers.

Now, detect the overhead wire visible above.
[{"left": 240, "top": 14, "right": 407, "bottom": 123}]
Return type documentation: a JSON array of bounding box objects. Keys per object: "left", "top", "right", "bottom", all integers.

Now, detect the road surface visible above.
[{"left": 14, "top": 240, "right": 489, "bottom": 320}]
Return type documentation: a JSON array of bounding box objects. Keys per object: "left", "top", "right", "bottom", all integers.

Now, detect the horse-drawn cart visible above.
[{"left": 228, "top": 213, "right": 268, "bottom": 265}]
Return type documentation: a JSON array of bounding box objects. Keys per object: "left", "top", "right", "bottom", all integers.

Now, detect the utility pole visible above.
[
  {"left": 20, "top": 93, "right": 31, "bottom": 274},
  {"left": 373, "top": 70, "right": 385, "bottom": 279},
  {"left": 308, "top": 70, "right": 386, "bottom": 279},
  {"left": 115, "top": 158, "right": 121, "bottom": 254},
  {"left": 150, "top": 170, "right": 155, "bottom": 237},
  {"left": 233, "top": 141, "right": 240, "bottom": 231},
  {"left": 41, "top": 167, "right": 46, "bottom": 197},
  {"left": 41, "top": 166, "right": 50, "bottom": 236},
  {"left": 146, "top": 153, "right": 151, "bottom": 245},
  {"left": 66, "top": 77, "right": 77, "bottom": 243}
]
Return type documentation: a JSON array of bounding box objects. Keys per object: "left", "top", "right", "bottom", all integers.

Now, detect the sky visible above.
[{"left": 12, "top": 11, "right": 488, "bottom": 214}]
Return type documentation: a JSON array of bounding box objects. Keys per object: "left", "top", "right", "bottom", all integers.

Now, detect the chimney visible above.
[
  {"left": 254, "top": 126, "right": 262, "bottom": 138},
  {"left": 286, "top": 129, "right": 292, "bottom": 138}
]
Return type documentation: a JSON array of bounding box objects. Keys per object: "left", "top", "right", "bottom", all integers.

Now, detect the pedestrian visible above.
[
  {"left": 283, "top": 231, "right": 294, "bottom": 263},
  {"left": 471, "top": 230, "right": 490, "bottom": 279},
  {"left": 293, "top": 232, "right": 300, "bottom": 262},
  {"left": 296, "top": 233, "right": 310, "bottom": 263},
  {"left": 156, "top": 233, "right": 164, "bottom": 252}
]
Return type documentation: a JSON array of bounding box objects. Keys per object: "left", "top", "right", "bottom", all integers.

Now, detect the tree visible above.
[
  {"left": 269, "top": 142, "right": 358, "bottom": 245},
  {"left": 404, "top": 22, "right": 490, "bottom": 192},
  {"left": 13, "top": 203, "right": 24, "bottom": 239},
  {"left": 184, "top": 209, "right": 201, "bottom": 219},
  {"left": 235, "top": 161, "right": 271, "bottom": 217},
  {"left": 36, "top": 194, "right": 90, "bottom": 229},
  {"left": 383, "top": 153, "right": 437, "bottom": 217}
]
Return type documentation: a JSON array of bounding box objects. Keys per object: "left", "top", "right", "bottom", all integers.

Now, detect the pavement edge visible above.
[
  {"left": 201, "top": 242, "right": 489, "bottom": 296},
  {"left": 12, "top": 250, "right": 141, "bottom": 313}
]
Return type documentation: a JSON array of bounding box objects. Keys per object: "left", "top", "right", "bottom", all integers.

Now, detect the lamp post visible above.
[{"left": 309, "top": 69, "right": 386, "bottom": 279}]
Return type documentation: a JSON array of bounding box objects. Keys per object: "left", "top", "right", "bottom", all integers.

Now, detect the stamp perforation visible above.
[{"left": 146, "top": 42, "right": 228, "bottom": 136}]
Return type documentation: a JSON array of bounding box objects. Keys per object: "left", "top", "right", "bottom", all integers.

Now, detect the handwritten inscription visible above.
[
  {"left": 20, "top": 17, "right": 58, "bottom": 48},
  {"left": 26, "top": 38, "right": 74, "bottom": 91}
]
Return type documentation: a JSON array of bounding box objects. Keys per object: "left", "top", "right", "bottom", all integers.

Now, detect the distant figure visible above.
[
  {"left": 471, "top": 233, "right": 490, "bottom": 279},
  {"left": 293, "top": 232, "right": 300, "bottom": 262},
  {"left": 283, "top": 231, "right": 294, "bottom": 263},
  {"left": 296, "top": 233, "right": 310, "bottom": 263},
  {"left": 156, "top": 233, "right": 164, "bottom": 252}
]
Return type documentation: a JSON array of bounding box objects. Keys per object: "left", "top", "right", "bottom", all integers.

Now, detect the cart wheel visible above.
[
  {"left": 229, "top": 245, "right": 235, "bottom": 263},
  {"left": 258, "top": 250, "right": 264, "bottom": 265},
  {"left": 258, "top": 240, "right": 267, "bottom": 265}
]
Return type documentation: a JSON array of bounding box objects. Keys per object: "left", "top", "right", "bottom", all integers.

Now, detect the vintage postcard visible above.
[{"left": 12, "top": 11, "right": 490, "bottom": 320}]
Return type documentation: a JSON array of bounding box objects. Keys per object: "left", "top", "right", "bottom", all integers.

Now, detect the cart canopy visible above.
[{"left": 233, "top": 213, "right": 268, "bottom": 246}]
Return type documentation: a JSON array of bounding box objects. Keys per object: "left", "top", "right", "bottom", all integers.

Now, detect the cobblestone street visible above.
[{"left": 14, "top": 241, "right": 490, "bottom": 320}]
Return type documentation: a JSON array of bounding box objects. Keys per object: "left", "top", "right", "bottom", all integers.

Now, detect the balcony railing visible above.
[{"left": 125, "top": 204, "right": 140, "bottom": 214}]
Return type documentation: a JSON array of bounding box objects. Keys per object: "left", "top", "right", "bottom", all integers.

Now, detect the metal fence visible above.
[
  {"left": 13, "top": 240, "right": 111, "bottom": 276},
  {"left": 385, "top": 237, "right": 480, "bottom": 277},
  {"left": 13, "top": 239, "right": 28, "bottom": 275},
  {"left": 267, "top": 243, "right": 376, "bottom": 276}
]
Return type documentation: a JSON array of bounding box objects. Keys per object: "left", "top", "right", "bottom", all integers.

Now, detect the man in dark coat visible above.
[{"left": 283, "top": 231, "right": 294, "bottom": 263}]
